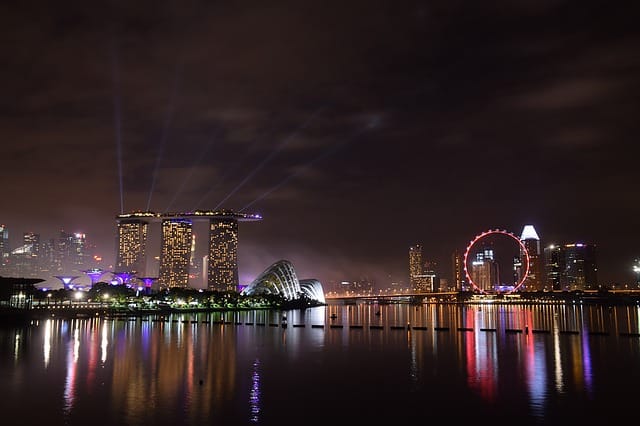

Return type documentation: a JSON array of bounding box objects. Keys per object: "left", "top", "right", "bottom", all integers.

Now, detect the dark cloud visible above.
[{"left": 1, "top": 0, "right": 639, "bottom": 288}]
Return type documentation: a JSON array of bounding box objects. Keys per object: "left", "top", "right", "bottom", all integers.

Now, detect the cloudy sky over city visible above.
[{"left": 1, "top": 0, "right": 639, "bottom": 288}]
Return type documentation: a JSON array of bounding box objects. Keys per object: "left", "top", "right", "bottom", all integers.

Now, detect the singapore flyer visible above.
[{"left": 463, "top": 229, "right": 530, "bottom": 294}]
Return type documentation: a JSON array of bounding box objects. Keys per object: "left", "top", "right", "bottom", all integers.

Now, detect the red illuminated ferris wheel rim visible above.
[{"left": 463, "top": 229, "right": 530, "bottom": 293}]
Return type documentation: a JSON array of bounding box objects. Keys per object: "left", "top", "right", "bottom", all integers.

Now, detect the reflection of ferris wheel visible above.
[{"left": 463, "top": 229, "right": 530, "bottom": 293}]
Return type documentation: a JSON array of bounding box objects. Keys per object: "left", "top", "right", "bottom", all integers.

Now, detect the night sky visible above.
[{"left": 1, "top": 1, "right": 639, "bottom": 289}]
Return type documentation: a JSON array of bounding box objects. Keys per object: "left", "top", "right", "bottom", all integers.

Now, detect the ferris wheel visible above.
[{"left": 463, "top": 229, "right": 530, "bottom": 293}]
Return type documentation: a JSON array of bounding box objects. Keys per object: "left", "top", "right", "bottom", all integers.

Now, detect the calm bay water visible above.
[{"left": 1, "top": 302, "right": 640, "bottom": 425}]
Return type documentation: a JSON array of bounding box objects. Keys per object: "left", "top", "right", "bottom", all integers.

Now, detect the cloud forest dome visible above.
[{"left": 241, "top": 260, "right": 325, "bottom": 304}]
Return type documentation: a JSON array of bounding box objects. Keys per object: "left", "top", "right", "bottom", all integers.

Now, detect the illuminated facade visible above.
[
  {"left": 564, "top": 243, "right": 597, "bottom": 290},
  {"left": 115, "top": 210, "right": 261, "bottom": 290},
  {"left": 452, "top": 249, "right": 464, "bottom": 291},
  {"left": 543, "top": 243, "right": 598, "bottom": 291},
  {"left": 159, "top": 218, "right": 193, "bottom": 288},
  {"left": 208, "top": 219, "right": 239, "bottom": 291},
  {"left": 520, "top": 225, "right": 543, "bottom": 291},
  {"left": 240, "top": 259, "right": 326, "bottom": 303},
  {"left": 409, "top": 245, "right": 427, "bottom": 291},
  {"left": 116, "top": 214, "right": 151, "bottom": 275},
  {"left": 470, "top": 249, "right": 498, "bottom": 291},
  {"left": 544, "top": 244, "right": 565, "bottom": 290},
  {"left": 0, "top": 224, "right": 9, "bottom": 271}
]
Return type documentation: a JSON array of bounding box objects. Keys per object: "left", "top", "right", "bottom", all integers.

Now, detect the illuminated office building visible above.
[
  {"left": 543, "top": 243, "right": 597, "bottom": 291},
  {"left": 409, "top": 245, "right": 427, "bottom": 291},
  {"left": 471, "top": 248, "right": 498, "bottom": 291},
  {"left": 116, "top": 213, "right": 152, "bottom": 275},
  {"left": 209, "top": 218, "right": 239, "bottom": 291},
  {"left": 159, "top": 218, "right": 193, "bottom": 289},
  {"left": 115, "top": 210, "right": 261, "bottom": 291},
  {"left": 565, "top": 243, "right": 597, "bottom": 290},
  {"left": 544, "top": 244, "right": 565, "bottom": 290},
  {"left": 520, "top": 225, "right": 544, "bottom": 291},
  {"left": 0, "top": 224, "right": 9, "bottom": 271},
  {"left": 451, "top": 249, "right": 464, "bottom": 291}
]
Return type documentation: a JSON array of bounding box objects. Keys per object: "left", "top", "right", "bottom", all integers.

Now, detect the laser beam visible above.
[
  {"left": 239, "top": 124, "right": 370, "bottom": 212},
  {"left": 145, "top": 61, "right": 183, "bottom": 211},
  {"left": 214, "top": 107, "right": 325, "bottom": 210},
  {"left": 164, "top": 127, "right": 220, "bottom": 213},
  {"left": 110, "top": 37, "right": 124, "bottom": 214}
]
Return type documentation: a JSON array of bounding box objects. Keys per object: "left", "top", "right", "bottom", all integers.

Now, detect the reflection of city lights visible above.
[{"left": 249, "top": 359, "right": 261, "bottom": 422}]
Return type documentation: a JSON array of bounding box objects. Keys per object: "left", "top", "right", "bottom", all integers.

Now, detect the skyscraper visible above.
[
  {"left": 543, "top": 243, "right": 597, "bottom": 291},
  {"left": 116, "top": 213, "right": 152, "bottom": 275},
  {"left": 115, "top": 210, "right": 261, "bottom": 291},
  {"left": 470, "top": 248, "right": 498, "bottom": 291},
  {"left": 544, "top": 244, "right": 565, "bottom": 290},
  {"left": 520, "top": 225, "right": 543, "bottom": 291},
  {"left": 564, "top": 243, "right": 597, "bottom": 290},
  {"left": 159, "top": 218, "right": 193, "bottom": 289},
  {"left": 451, "top": 249, "right": 464, "bottom": 291},
  {"left": 208, "top": 218, "right": 239, "bottom": 291},
  {"left": 409, "top": 245, "right": 424, "bottom": 291},
  {"left": 0, "top": 224, "right": 9, "bottom": 272}
]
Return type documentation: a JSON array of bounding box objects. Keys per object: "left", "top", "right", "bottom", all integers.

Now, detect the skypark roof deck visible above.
[{"left": 116, "top": 209, "right": 262, "bottom": 222}]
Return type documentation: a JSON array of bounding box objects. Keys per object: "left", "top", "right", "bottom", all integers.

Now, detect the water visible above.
[{"left": 1, "top": 302, "right": 640, "bottom": 425}]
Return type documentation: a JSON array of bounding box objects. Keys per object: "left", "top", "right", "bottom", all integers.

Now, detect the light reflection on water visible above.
[{"left": 0, "top": 303, "right": 639, "bottom": 425}]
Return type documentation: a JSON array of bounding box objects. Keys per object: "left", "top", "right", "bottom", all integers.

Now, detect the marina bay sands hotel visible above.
[{"left": 115, "top": 210, "right": 262, "bottom": 291}]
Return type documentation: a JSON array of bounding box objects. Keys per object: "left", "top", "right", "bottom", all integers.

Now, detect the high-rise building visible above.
[
  {"left": 116, "top": 210, "right": 261, "bottom": 291},
  {"left": 409, "top": 244, "right": 436, "bottom": 292},
  {"left": 520, "top": 225, "right": 544, "bottom": 291},
  {"left": 452, "top": 249, "right": 464, "bottom": 291},
  {"left": 409, "top": 245, "right": 424, "bottom": 291},
  {"left": 543, "top": 243, "right": 597, "bottom": 291},
  {"left": 7, "top": 232, "right": 41, "bottom": 278},
  {"left": 208, "top": 218, "right": 239, "bottom": 291},
  {"left": 544, "top": 244, "right": 565, "bottom": 290},
  {"left": 0, "top": 224, "right": 9, "bottom": 272},
  {"left": 470, "top": 248, "right": 498, "bottom": 291},
  {"left": 116, "top": 214, "right": 152, "bottom": 275},
  {"left": 159, "top": 218, "right": 193, "bottom": 289},
  {"left": 564, "top": 243, "right": 597, "bottom": 290}
]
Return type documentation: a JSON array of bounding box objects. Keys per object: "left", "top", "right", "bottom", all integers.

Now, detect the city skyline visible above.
[{"left": 1, "top": 1, "right": 639, "bottom": 287}]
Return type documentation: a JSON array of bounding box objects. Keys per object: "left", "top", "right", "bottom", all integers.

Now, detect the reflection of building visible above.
[
  {"left": 159, "top": 219, "right": 192, "bottom": 289},
  {"left": 543, "top": 243, "right": 597, "bottom": 291},
  {"left": 108, "top": 320, "right": 238, "bottom": 423},
  {"left": 520, "top": 225, "right": 543, "bottom": 291},
  {"left": 241, "top": 259, "right": 326, "bottom": 304}
]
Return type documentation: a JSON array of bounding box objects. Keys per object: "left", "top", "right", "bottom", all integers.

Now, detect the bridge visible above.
[
  {"left": 325, "top": 291, "right": 459, "bottom": 304},
  {"left": 325, "top": 289, "right": 640, "bottom": 305}
]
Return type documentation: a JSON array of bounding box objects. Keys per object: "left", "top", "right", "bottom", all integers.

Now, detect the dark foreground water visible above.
[{"left": 1, "top": 302, "right": 640, "bottom": 425}]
